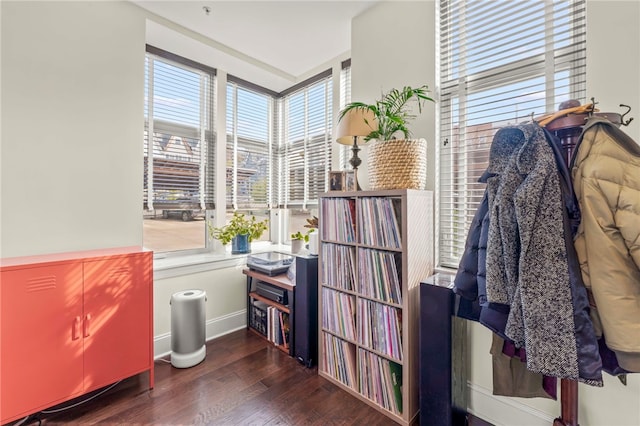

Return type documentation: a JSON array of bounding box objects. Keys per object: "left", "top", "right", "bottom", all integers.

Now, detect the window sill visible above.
[{"left": 153, "top": 242, "right": 292, "bottom": 279}]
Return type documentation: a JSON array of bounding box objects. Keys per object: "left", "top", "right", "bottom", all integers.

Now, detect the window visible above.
[
  {"left": 226, "top": 78, "right": 276, "bottom": 210},
  {"left": 142, "top": 49, "right": 348, "bottom": 253},
  {"left": 437, "top": 0, "right": 587, "bottom": 267},
  {"left": 143, "top": 46, "right": 216, "bottom": 253},
  {"left": 279, "top": 71, "right": 333, "bottom": 209}
]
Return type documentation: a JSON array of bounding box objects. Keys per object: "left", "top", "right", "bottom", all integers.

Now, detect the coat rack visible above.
[
  {"left": 419, "top": 99, "right": 634, "bottom": 426},
  {"left": 544, "top": 98, "right": 632, "bottom": 426}
]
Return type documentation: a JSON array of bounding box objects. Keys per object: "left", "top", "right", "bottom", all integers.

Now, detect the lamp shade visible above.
[{"left": 336, "top": 108, "right": 378, "bottom": 146}]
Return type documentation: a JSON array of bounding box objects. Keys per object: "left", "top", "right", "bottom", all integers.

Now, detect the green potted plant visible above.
[
  {"left": 339, "top": 85, "right": 435, "bottom": 190},
  {"left": 208, "top": 212, "right": 268, "bottom": 254},
  {"left": 290, "top": 231, "right": 309, "bottom": 254},
  {"left": 304, "top": 215, "right": 320, "bottom": 255}
]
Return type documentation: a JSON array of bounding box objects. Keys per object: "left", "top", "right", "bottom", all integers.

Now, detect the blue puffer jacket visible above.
[
  {"left": 452, "top": 177, "right": 490, "bottom": 306},
  {"left": 453, "top": 126, "right": 525, "bottom": 328},
  {"left": 453, "top": 123, "right": 602, "bottom": 385},
  {"left": 452, "top": 186, "right": 489, "bottom": 322}
]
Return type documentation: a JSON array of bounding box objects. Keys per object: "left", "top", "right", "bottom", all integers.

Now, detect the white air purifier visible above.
[{"left": 170, "top": 289, "right": 207, "bottom": 368}]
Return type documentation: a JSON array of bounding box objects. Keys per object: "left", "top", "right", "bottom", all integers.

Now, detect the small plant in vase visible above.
[
  {"left": 291, "top": 231, "right": 310, "bottom": 242},
  {"left": 290, "top": 231, "right": 309, "bottom": 254},
  {"left": 304, "top": 215, "right": 319, "bottom": 255},
  {"left": 289, "top": 216, "right": 319, "bottom": 254},
  {"left": 208, "top": 212, "right": 268, "bottom": 254}
]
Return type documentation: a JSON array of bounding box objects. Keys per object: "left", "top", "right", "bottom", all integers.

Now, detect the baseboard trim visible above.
[
  {"left": 467, "top": 382, "right": 556, "bottom": 426},
  {"left": 154, "top": 309, "right": 246, "bottom": 359}
]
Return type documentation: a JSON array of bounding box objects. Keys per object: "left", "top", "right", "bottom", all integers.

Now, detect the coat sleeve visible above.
[{"left": 453, "top": 192, "right": 489, "bottom": 301}]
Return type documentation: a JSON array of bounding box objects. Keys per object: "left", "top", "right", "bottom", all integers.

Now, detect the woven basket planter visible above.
[{"left": 367, "top": 138, "right": 427, "bottom": 190}]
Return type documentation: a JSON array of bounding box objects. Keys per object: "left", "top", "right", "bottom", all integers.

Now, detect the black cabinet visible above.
[{"left": 419, "top": 273, "right": 469, "bottom": 426}]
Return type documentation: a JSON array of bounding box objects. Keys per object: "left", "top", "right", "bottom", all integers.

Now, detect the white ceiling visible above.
[{"left": 133, "top": 1, "right": 376, "bottom": 88}]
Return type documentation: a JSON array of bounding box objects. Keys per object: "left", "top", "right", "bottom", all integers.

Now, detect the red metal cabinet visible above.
[
  {"left": 1, "top": 263, "right": 85, "bottom": 421},
  {"left": 0, "top": 248, "right": 154, "bottom": 424}
]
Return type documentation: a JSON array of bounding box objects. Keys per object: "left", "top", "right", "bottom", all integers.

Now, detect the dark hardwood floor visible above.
[{"left": 11, "top": 330, "right": 492, "bottom": 426}]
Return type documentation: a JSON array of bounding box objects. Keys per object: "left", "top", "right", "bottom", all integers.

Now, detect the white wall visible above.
[
  {"left": 0, "top": 1, "right": 249, "bottom": 361},
  {"left": 352, "top": 1, "right": 640, "bottom": 425},
  {"left": 351, "top": 1, "right": 437, "bottom": 191},
  {"left": 1, "top": 1, "right": 146, "bottom": 258},
  {"left": 587, "top": 0, "right": 640, "bottom": 143},
  {"left": 153, "top": 262, "right": 247, "bottom": 357}
]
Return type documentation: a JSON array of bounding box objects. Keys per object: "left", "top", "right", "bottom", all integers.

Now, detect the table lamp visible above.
[{"left": 336, "top": 108, "right": 378, "bottom": 188}]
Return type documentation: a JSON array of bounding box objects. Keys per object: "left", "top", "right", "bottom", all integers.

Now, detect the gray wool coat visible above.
[{"left": 485, "top": 123, "right": 595, "bottom": 383}]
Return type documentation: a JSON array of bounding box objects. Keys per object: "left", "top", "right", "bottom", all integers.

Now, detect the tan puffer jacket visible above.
[{"left": 572, "top": 117, "right": 640, "bottom": 372}]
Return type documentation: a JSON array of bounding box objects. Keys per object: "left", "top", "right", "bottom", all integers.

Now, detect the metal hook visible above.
[
  {"left": 589, "top": 97, "right": 598, "bottom": 116},
  {"left": 619, "top": 104, "right": 634, "bottom": 126}
]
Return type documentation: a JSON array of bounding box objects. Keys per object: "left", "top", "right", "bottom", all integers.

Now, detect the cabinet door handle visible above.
[
  {"left": 72, "top": 316, "right": 82, "bottom": 340},
  {"left": 83, "top": 314, "right": 92, "bottom": 337}
]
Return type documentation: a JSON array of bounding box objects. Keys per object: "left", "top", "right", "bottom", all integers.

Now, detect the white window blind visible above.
[
  {"left": 339, "top": 60, "right": 352, "bottom": 170},
  {"left": 144, "top": 48, "right": 215, "bottom": 212},
  {"left": 438, "top": 0, "right": 586, "bottom": 267},
  {"left": 280, "top": 72, "right": 333, "bottom": 208},
  {"left": 226, "top": 79, "right": 275, "bottom": 210}
]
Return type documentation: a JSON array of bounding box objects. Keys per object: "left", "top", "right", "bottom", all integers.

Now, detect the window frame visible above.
[
  {"left": 279, "top": 69, "right": 334, "bottom": 210},
  {"left": 143, "top": 45, "right": 217, "bottom": 255},
  {"left": 225, "top": 76, "right": 277, "bottom": 211}
]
